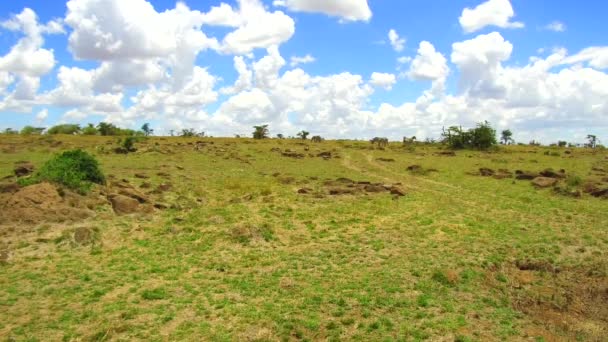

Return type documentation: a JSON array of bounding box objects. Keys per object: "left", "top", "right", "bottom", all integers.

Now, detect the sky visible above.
[{"left": 0, "top": 0, "right": 607, "bottom": 143}]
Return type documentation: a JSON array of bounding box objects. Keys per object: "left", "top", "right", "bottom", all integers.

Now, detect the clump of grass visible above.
[
  {"left": 19, "top": 149, "right": 105, "bottom": 194},
  {"left": 230, "top": 223, "right": 275, "bottom": 244},
  {"left": 566, "top": 175, "right": 582, "bottom": 187},
  {"left": 141, "top": 287, "right": 167, "bottom": 300}
]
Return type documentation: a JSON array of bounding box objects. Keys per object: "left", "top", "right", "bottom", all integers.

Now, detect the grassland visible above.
[{"left": 0, "top": 135, "right": 607, "bottom": 341}]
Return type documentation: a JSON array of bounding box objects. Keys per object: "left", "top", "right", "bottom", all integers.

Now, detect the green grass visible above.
[{"left": 0, "top": 135, "right": 607, "bottom": 341}]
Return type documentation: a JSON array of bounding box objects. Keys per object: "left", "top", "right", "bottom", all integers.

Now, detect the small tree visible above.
[
  {"left": 181, "top": 129, "right": 196, "bottom": 137},
  {"left": 97, "top": 122, "right": 119, "bottom": 136},
  {"left": 141, "top": 123, "right": 154, "bottom": 136},
  {"left": 276, "top": 134, "right": 284, "bottom": 139},
  {"left": 81, "top": 123, "right": 98, "bottom": 135},
  {"left": 253, "top": 125, "right": 269, "bottom": 139},
  {"left": 469, "top": 121, "right": 497, "bottom": 149},
  {"left": 297, "top": 130, "right": 310, "bottom": 140},
  {"left": 557, "top": 141, "right": 567, "bottom": 147},
  {"left": 2, "top": 128, "right": 18, "bottom": 135},
  {"left": 500, "top": 129, "right": 513, "bottom": 145}
]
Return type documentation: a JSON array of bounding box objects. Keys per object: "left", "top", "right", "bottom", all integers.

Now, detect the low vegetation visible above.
[
  {"left": 0, "top": 125, "right": 606, "bottom": 341},
  {"left": 18, "top": 149, "right": 105, "bottom": 194}
]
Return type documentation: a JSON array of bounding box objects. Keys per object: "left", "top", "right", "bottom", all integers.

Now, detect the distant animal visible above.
[
  {"left": 371, "top": 137, "right": 389, "bottom": 147},
  {"left": 403, "top": 136, "right": 417, "bottom": 145},
  {"left": 311, "top": 135, "right": 323, "bottom": 143}
]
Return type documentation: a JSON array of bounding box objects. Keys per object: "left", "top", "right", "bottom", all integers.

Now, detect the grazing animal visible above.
[
  {"left": 371, "top": 137, "right": 389, "bottom": 147},
  {"left": 311, "top": 135, "right": 323, "bottom": 143}
]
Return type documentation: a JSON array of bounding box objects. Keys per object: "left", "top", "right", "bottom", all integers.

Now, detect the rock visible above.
[
  {"left": 531, "top": 177, "right": 558, "bottom": 188},
  {"left": 157, "top": 172, "right": 171, "bottom": 178},
  {"left": 14, "top": 162, "right": 35, "bottom": 177},
  {"left": 0, "top": 183, "right": 20, "bottom": 194},
  {"left": 364, "top": 184, "right": 386, "bottom": 193},
  {"left": 118, "top": 188, "right": 148, "bottom": 203},
  {"left": 539, "top": 168, "right": 566, "bottom": 179},
  {"left": 479, "top": 168, "right": 495, "bottom": 176},
  {"left": 297, "top": 188, "right": 313, "bottom": 194},
  {"left": 109, "top": 194, "right": 140, "bottom": 215},
  {"left": 335, "top": 177, "right": 355, "bottom": 184},
  {"left": 407, "top": 165, "right": 422, "bottom": 171},
  {"left": 437, "top": 151, "right": 456, "bottom": 156},
  {"left": 317, "top": 151, "right": 332, "bottom": 159},
  {"left": 134, "top": 173, "right": 149, "bottom": 179},
  {"left": 515, "top": 170, "right": 538, "bottom": 180},
  {"left": 389, "top": 187, "right": 406, "bottom": 197},
  {"left": 140, "top": 182, "right": 152, "bottom": 189},
  {"left": 329, "top": 188, "right": 356, "bottom": 195},
  {"left": 377, "top": 158, "right": 395, "bottom": 162}
]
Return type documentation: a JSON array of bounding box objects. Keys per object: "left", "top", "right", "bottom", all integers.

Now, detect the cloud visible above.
[
  {"left": 408, "top": 41, "right": 449, "bottom": 82},
  {"left": 459, "top": 0, "right": 524, "bottom": 33},
  {"left": 370, "top": 72, "right": 396, "bottom": 90},
  {"left": 35, "top": 108, "right": 48, "bottom": 123},
  {"left": 451, "top": 32, "right": 513, "bottom": 97},
  {"left": 561, "top": 47, "right": 608, "bottom": 69},
  {"left": 544, "top": 21, "right": 566, "bottom": 32},
  {"left": 217, "top": 0, "right": 295, "bottom": 55},
  {"left": 273, "top": 0, "right": 371, "bottom": 22},
  {"left": 388, "top": 29, "right": 405, "bottom": 52},
  {"left": 290, "top": 54, "right": 316, "bottom": 67}
]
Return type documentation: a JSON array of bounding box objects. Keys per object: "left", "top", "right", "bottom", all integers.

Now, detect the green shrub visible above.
[{"left": 20, "top": 149, "right": 105, "bottom": 194}]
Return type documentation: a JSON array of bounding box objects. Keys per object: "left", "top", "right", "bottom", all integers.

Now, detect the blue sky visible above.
[{"left": 0, "top": 0, "right": 607, "bottom": 143}]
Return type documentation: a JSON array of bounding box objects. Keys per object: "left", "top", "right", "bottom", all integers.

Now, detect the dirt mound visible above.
[
  {"left": 108, "top": 194, "right": 140, "bottom": 215},
  {"left": 582, "top": 182, "right": 608, "bottom": 198},
  {"left": 515, "top": 170, "right": 539, "bottom": 180},
  {"left": 539, "top": 168, "right": 566, "bottom": 179},
  {"left": 14, "top": 162, "right": 35, "bottom": 177},
  {"left": 531, "top": 177, "right": 558, "bottom": 188},
  {"left": 318, "top": 178, "right": 406, "bottom": 198},
  {"left": 509, "top": 264, "right": 608, "bottom": 341},
  {"left": 0, "top": 182, "right": 94, "bottom": 224}
]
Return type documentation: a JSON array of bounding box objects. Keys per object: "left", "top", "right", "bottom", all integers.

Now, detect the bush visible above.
[
  {"left": 20, "top": 149, "right": 105, "bottom": 194},
  {"left": 441, "top": 121, "right": 497, "bottom": 150},
  {"left": 47, "top": 124, "right": 81, "bottom": 135}
]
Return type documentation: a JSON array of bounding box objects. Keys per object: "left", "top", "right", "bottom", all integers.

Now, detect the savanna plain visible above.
[{"left": 1, "top": 135, "right": 607, "bottom": 341}]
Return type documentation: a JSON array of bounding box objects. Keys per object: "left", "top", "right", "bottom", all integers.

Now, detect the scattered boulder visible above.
[
  {"left": 157, "top": 172, "right": 171, "bottom": 178},
  {"left": 407, "top": 165, "right": 422, "bottom": 172},
  {"left": 531, "top": 177, "right": 558, "bottom": 188},
  {"left": 364, "top": 184, "right": 386, "bottom": 193},
  {"left": 297, "top": 188, "right": 313, "bottom": 194},
  {"left": 377, "top": 158, "right": 395, "bottom": 162},
  {"left": 437, "top": 151, "right": 456, "bottom": 156},
  {"left": 14, "top": 162, "right": 35, "bottom": 177},
  {"left": 539, "top": 168, "right": 566, "bottom": 179},
  {"left": 134, "top": 173, "right": 149, "bottom": 179},
  {"left": 317, "top": 151, "right": 332, "bottom": 160},
  {"left": 329, "top": 188, "right": 357, "bottom": 195},
  {"left": 140, "top": 182, "right": 152, "bottom": 189},
  {"left": 493, "top": 169, "right": 513, "bottom": 179},
  {"left": 108, "top": 194, "right": 140, "bottom": 215},
  {"left": 515, "top": 170, "right": 539, "bottom": 180},
  {"left": 479, "top": 168, "right": 495, "bottom": 176},
  {"left": 282, "top": 151, "right": 305, "bottom": 159},
  {"left": 389, "top": 186, "right": 406, "bottom": 197}
]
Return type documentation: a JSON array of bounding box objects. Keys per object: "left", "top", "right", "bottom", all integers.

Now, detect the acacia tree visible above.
[
  {"left": 500, "top": 129, "right": 513, "bottom": 145},
  {"left": 141, "top": 123, "right": 154, "bottom": 136},
  {"left": 297, "top": 130, "right": 310, "bottom": 140},
  {"left": 253, "top": 125, "right": 269, "bottom": 139}
]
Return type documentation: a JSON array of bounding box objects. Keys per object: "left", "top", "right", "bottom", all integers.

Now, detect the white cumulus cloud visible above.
[
  {"left": 370, "top": 72, "right": 396, "bottom": 90},
  {"left": 273, "top": 0, "right": 371, "bottom": 22},
  {"left": 459, "top": 0, "right": 524, "bottom": 33},
  {"left": 388, "top": 29, "right": 405, "bottom": 52}
]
